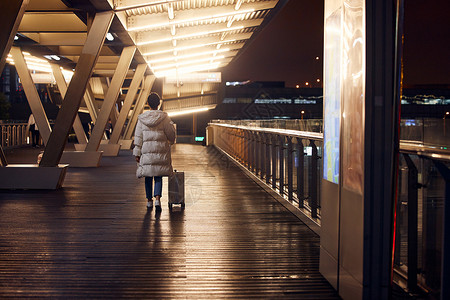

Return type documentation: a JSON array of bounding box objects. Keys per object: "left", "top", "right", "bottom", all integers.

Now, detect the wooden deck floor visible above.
[{"left": 0, "top": 144, "right": 340, "bottom": 299}]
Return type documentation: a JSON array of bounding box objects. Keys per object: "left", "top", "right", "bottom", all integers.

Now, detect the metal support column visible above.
[
  {"left": 40, "top": 11, "right": 114, "bottom": 167},
  {"left": 124, "top": 75, "right": 155, "bottom": 140},
  {"left": 86, "top": 46, "right": 136, "bottom": 152},
  {"left": 51, "top": 64, "right": 88, "bottom": 144},
  {"left": 109, "top": 64, "right": 146, "bottom": 144},
  {"left": 11, "top": 47, "right": 52, "bottom": 144}
]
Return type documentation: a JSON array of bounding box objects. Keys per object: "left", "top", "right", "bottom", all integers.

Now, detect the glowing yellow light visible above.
[
  {"left": 295, "top": 84, "right": 299, "bottom": 88},
  {"left": 148, "top": 48, "right": 230, "bottom": 64},
  {"left": 152, "top": 55, "right": 224, "bottom": 71},
  {"left": 143, "top": 39, "right": 237, "bottom": 56},
  {"left": 167, "top": 107, "right": 210, "bottom": 117},
  {"left": 137, "top": 26, "right": 244, "bottom": 46},
  {"left": 128, "top": 8, "right": 255, "bottom": 31},
  {"left": 115, "top": 0, "right": 178, "bottom": 11},
  {"left": 153, "top": 62, "right": 221, "bottom": 78}
]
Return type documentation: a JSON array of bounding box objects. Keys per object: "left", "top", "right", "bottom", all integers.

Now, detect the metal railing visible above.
[
  {"left": 209, "top": 119, "right": 449, "bottom": 299},
  {"left": 209, "top": 122, "right": 323, "bottom": 221},
  {"left": 395, "top": 142, "right": 450, "bottom": 299},
  {"left": 0, "top": 122, "right": 29, "bottom": 148}
]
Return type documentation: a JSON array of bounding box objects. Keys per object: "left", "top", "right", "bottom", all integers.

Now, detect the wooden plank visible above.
[{"left": 0, "top": 144, "right": 339, "bottom": 298}]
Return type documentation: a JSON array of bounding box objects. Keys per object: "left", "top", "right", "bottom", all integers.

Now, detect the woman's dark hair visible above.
[{"left": 147, "top": 92, "right": 161, "bottom": 110}]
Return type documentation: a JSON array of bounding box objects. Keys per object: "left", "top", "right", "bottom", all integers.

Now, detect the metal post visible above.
[
  {"left": 250, "top": 132, "right": 255, "bottom": 172},
  {"left": 310, "top": 140, "right": 318, "bottom": 218},
  {"left": 109, "top": 64, "right": 146, "bottom": 144},
  {"left": 86, "top": 46, "right": 136, "bottom": 152},
  {"left": 279, "top": 135, "right": 284, "bottom": 195},
  {"left": 254, "top": 132, "right": 259, "bottom": 175},
  {"left": 265, "top": 133, "right": 271, "bottom": 184},
  {"left": 260, "top": 133, "right": 265, "bottom": 180},
  {"left": 272, "top": 134, "right": 277, "bottom": 189},
  {"left": 245, "top": 130, "right": 252, "bottom": 170},
  {"left": 40, "top": 11, "right": 114, "bottom": 167},
  {"left": 287, "top": 136, "right": 293, "bottom": 201},
  {"left": 402, "top": 154, "right": 418, "bottom": 292},
  {"left": 296, "top": 138, "right": 305, "bottom": 207},
  {"left": 432, "top": 161, "right": 450, "bottom": 300}
]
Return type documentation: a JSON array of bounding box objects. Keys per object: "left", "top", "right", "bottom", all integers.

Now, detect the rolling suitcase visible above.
[{"left": 168, "top": 170, "right": 185, "bottom": 209}]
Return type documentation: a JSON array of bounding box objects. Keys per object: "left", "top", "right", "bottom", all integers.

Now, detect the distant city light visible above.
[
  {"left": 295, "top": 84, "right": 300, "bottom": 88},
  {"left": 305, "top": 82, "right": 309, "bottom": 86},
  {"left": 315, "top": 56, "right": 320, "bottom": 60},
  {"left": 316, "top": 79, "right": 320, "bottom": 82}
]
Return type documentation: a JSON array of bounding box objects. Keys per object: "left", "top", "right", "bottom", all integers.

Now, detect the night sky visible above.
[{"left": 223, "top": 0, "right": 450, "bottom": 88}]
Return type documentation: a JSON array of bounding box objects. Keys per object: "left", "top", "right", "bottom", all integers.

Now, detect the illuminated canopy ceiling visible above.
[
  {"left": 116, "top": 0, "right": 280, "bottom": 78},
  {"left": 12, "top": 0, "right": 285, "bottom": 80}
]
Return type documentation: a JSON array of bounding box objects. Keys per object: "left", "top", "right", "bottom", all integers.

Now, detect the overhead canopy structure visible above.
[
  {"left": 6, "top": 0, "right": 287, "bottom": 114},
  {"left": 10, "top": 0, "right": 285, "bottom": 83}
]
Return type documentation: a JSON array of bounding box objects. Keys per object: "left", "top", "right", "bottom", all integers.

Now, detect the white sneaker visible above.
[
  {"left": 147, "top": 200, "right": 153, "bottom": 209},
  {"left": 154, "top": 199, "right": 161, "bottom": 207}
]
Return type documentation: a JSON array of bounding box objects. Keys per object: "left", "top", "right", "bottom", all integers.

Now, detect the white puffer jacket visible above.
[{"left": 133, "top": 110, "right": 176, "bottom": 178}]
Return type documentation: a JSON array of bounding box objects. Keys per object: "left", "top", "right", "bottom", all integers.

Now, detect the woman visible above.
[{"left": 133, "top": 93, "right": 176, "bottom": 212}]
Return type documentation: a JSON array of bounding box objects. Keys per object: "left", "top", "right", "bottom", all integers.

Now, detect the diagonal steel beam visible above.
[
  {"left": 40, "top": 11, "right": 114, "bottom": 167},
  {"left": 109, "top": 63, "right": 147, "bottom": 144},
  {"left": 0, "top": 0, "right": 29, "bottom": 75},
  {"left": 124, "top": 75, "right": 155, "bottom": 140},
  {"left": 51, "top": 63, "right": 88, "bottom": 144},
  {"left": 0, "top": 0, "right": 30, "bottom": 167},
  {"left": 11, "top": 46, "right": 52, "bottom": 144},
  {"left": 85, "top": 46, "right": 136, "bottom": 151}
]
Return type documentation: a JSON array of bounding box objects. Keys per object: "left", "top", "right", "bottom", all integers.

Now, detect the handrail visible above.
[
  {"left": 208, "top": 122, "right": 323, "bottom": 221},
  {"left": 400, "top": 141, "right": 450, "bottom": 161},
  {"left": 209, "top": 121, "right": 449, "bottom": 297},
  {"left": 211, "top": 122, "right": 450, "bottom": 161},
  {"left": 210, "top": 122, "right": 324, "bottom": 141}
]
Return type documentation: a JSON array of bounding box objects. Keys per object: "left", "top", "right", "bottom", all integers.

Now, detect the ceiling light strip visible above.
[
  {"left": 143, "top": 38, "right": 238, "bottom": 56},
  {"left": 137, "top": 25, "right": 244, "bottom": 46},
  {"left": 154, "top": 62, "right": 221, "bottom": 77},
  {"left": 152, "top": 55, "right": 225, "bottom": 71},
  {"left": 148, "top": 48, "right": 230, "bottom": 64},
  {"left": 128, "top": 8, "right": 255, "bottom": 31},
  {"left": 115, "top": 0, "right": 179, "bottom": 11}
]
